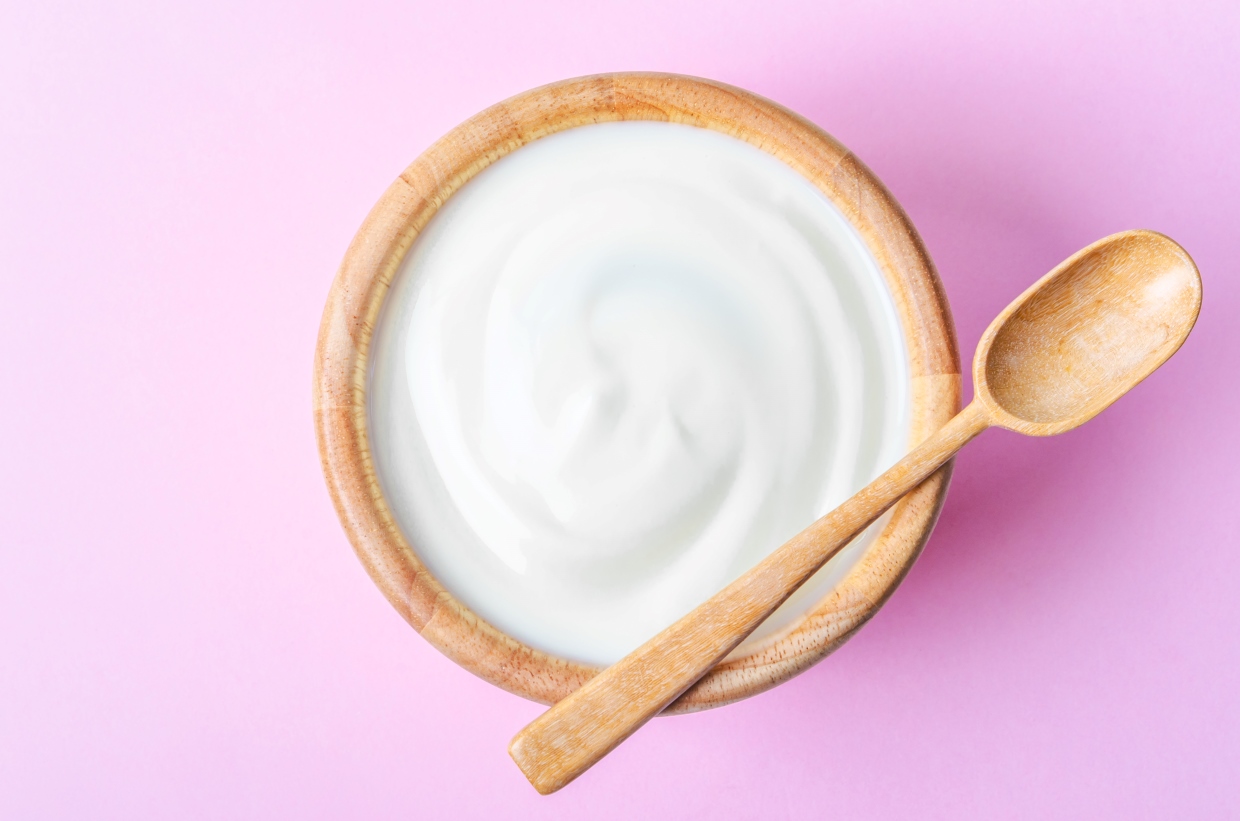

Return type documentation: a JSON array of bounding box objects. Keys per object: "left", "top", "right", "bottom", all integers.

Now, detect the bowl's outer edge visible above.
[{"left": 313, "top": 72, "right": 961, "bottom": 712}]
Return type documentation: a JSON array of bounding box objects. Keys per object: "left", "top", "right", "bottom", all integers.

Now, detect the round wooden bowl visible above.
[{"left": 314, "top": 73, "right": 960, "bottom": 713}]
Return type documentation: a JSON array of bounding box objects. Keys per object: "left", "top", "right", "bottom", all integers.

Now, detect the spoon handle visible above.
[{"left": 510, "top": 400, "right": 991, "bottom": 794}]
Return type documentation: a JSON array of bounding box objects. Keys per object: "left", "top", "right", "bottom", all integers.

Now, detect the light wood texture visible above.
[
  {"left": 509, "top": 229, "right": 1201, "bottom": 793},
  {"left": 313, "top": 74, "right": 960, "bottom": 712},
  {"left": 975, "top": 230, "right": 1201, "bottom": 435}
]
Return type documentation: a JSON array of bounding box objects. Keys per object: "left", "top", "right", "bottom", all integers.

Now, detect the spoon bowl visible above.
[{"left": 975, "top": 230, "right": 1202, "bottom": 436}]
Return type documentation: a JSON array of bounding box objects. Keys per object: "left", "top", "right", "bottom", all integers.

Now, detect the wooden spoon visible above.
[{"left": 509, "top": 229, "right": 1202, "bottom": 794}]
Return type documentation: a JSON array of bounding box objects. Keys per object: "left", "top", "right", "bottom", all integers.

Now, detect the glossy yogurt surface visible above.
[{"left": 369, "top": 122, "right": 908, "bottom": 666}]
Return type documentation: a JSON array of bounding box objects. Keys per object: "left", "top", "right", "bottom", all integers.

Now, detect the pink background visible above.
[{"left": 3, "top": 1, "right": 1238, "bottom": 817}]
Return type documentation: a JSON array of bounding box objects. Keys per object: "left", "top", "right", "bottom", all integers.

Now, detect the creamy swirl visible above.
[{"left": 369, "top": 122, "right": 907, "bottom": 665}]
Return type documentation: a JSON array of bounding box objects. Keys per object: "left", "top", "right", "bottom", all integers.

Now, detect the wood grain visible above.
[
  {"left": 312, "top": 73, "right": 960, "bottom": 712},
  {"left": 509, "top": 228, "right": 1202, "bottom": 794},
  {"left": 975, "top": 230, "right": 1201, "bottom": 436}
]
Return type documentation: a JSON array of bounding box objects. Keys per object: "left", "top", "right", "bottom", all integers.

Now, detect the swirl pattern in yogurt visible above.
[{"left": 369, "top": 122, "right": 907, "bottom": 666}]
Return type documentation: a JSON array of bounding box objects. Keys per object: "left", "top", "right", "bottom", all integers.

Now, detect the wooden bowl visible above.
[{"left": 313, "top": 73, "right": 960, "bottom": 713}]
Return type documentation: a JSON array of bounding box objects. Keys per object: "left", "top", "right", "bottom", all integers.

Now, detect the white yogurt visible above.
[{"left": 369, "top": 122, "right": 908, "bottom": 666}]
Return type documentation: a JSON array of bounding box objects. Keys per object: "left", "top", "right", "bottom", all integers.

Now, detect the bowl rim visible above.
[{"left": 313, "top": 72, "right": 960, "bottom": 713}]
